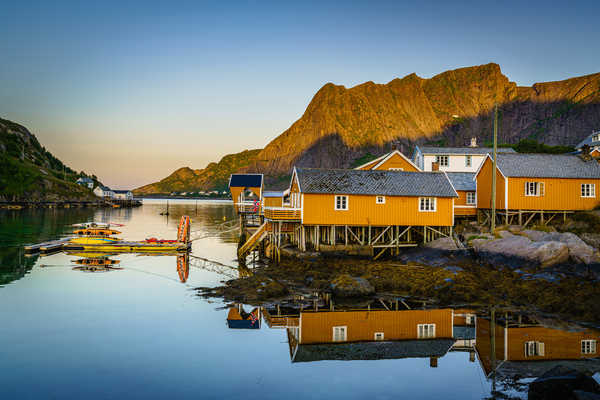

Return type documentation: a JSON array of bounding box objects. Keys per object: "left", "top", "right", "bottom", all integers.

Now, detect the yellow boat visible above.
[
  {"left": 73, "top": 228, "right": 121, "bottom": 236},
  {"left": 69, "top": 237, "right": 121, "bottom": 245}
]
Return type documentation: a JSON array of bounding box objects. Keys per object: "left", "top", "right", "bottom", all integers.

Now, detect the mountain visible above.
[
  {"left": 133, "top": 149, "right": 261, "bottom": 195},
  {"left": 138, "top": 63, "right": 600, "bottom": 192},
  {"left": 0, "top": 118, "right": 97, "bottom": 202}
]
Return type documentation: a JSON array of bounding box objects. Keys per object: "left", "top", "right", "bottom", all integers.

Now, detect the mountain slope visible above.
[
  {"left": 246, "top": 63, "right": 600, "bottom": 176},
  {"left": 133, "top": 149, "right": 261, "bottom": 195},
  {"left": 0, "top": 118, "right": 96, "bottom": 202}
]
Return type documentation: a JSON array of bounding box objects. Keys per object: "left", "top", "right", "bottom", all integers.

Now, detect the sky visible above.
[{"left": 1, "top": 1, "right": 599, "bottom": 189}]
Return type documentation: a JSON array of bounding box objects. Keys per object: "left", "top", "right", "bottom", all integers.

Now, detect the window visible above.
[
  {"left": 582, "top": 340, "right": 597, "bottom": 354},
  {"left": 335, "top": 195, "right": 348, "bottom": 210},
  {"left": 525, "top": 341, "right": 545, "bottom": 357},
  {"left": 419, "top": 197, "right": 436, "bottom": 212},
  {"left": 525, "top": 181, "right": 545, "bottom": 197},
  {"left": 374, "top": 332, "right": 384, "bottom": 341},
  {"left": 435, "top": 155, "right": 449, "bottom": 167},
  {"left": 466, "top": 192, "right": 476, "bottom": 205},
  {"left": 376, "top": 196, "right": 385, "bottom": 204},
  {"left": 465, "top": 314, "right": 475, "bottom": 325},
  {"left": 465, "top": 155, "right": 472, "bottom": 167},
  {"left": 388, "top": 167, "right": 403, "bottom": 171},
  {"left": 333, "top": 326, "right": 347, "bottom": 342},
  {"left": 418, "top": 324, "right": 436, "bottom": 339},
  {"left": 581, "top": 184, "right": 596, "bottom": 198}
]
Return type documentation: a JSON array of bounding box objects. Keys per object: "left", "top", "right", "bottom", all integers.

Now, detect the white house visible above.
[
  {"left": 76, "top": 177, "right": 94, "bottom": 189},
  {"left": 93, "top": 185, "right": 115, "bottom": 198},
  {"left": 576, "top": 130, "right": 600, "bottom": 153},
  {"left": 112, "top": 190, "right": 133, "bottom": 200},
  {"left": 413, "top": 140, "right": 516, "bottom": 172}
]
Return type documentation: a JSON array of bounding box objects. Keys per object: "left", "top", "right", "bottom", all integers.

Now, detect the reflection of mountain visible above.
[{"left": 476, "top": 313, "right": 600, "bottom": 379}]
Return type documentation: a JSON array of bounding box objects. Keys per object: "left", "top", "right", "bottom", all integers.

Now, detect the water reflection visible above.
[
  {"left": 227, "top": 304, "right": 261, "bottom": 329},
  {"left": 70, "top": 252, "right": 123, "bottom": 273}
]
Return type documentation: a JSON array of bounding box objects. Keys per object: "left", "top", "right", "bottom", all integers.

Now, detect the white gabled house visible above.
[{"left": 94, "top": 185, "right": 115, "bottom": 199}]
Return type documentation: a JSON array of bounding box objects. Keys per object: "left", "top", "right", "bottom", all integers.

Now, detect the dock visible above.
[{"left": 24, "top": 238, "right": 72, "bottom": 253}]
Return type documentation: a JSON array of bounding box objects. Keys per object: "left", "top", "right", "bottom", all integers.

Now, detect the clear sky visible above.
[{"left": 1, "top": 1, "right": 598, "bottom": 189}]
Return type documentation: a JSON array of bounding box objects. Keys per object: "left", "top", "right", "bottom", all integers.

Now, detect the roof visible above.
[
  {"left": 354, "top": 150, "right": 421, "bottom": 171},
  {"left": 97, "top": 185, "right": 112, "bottom": 191},
  {"left": 418, "top": 146, "right": 516, "bottom": 155},
  {"left": 77, "top": 177, "right": 93, "bottom": 183},
  {"left": 293, "top": 339, "right": 456, "bottom": 363},
  {"left": 112, "top": 189, "right": 131, "bottom": 194},
  {"left": 295, "top": 168, "right": 458, "bottom": 198},
  {"left": 445, "top": 172, "right": 476, "bottom": 191},
  {"left": 262, "top": 191, "right": 285, "bottom": 198},
  {"left": 229, "top": 174, "right": 263, "bottom": 188},
  {"left": 490, "top": 153, "right": 600, "bottom": 179},
  {"left": 576, "top": 130, "right": 600, "bottom": 149}
]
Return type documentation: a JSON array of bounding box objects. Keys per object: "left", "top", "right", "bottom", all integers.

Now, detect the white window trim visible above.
[
  {"left": 419, "top": 197, "right": 437, "bottom": 212},
  {"left": 417, "top": 324, "right": 436, "bottom": 339},
  {"left": 465, "top": 155, "right": 472, "bottom": 167},
  {"left": 525, "top": 341, "right": 545, "bottom": 357},
  {"left": 436, "top": 155, "right": 449, "bottom": 167},
  {"left": 388, "top": 167, "right": 403, "bottom": 171},
  {"left": 332, "top": 326, "right": 347, "bottom": 342},
  {"left": 581, "top": 183, "right": 596, "bottom": 198},
  {"left": 525, "top": 181, "right": 544, "bottom": 197},
  {"left": 466, "top": 192, "right": 476, "bottom": 205},
  {"left": 582, "top": 339, "right": 597, "bottom": 354},
  {"left": 376, "top": 195, "right": 386, "bottom": 204},
  {"left": 334, "top": 195, "right": 349, "bottom": 211},
  {"left": 374, "top": 332, "right": 384, "bottom": 341}
]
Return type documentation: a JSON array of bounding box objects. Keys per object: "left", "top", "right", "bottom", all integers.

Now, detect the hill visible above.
[
  {"left": 133, "top": 149, "right": 261, "bottom": 195},
  {"left": 0, "top": 118, "right": 97, "bottom": 202}
]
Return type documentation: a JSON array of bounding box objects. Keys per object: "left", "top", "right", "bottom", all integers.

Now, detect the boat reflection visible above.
[
  {"left": 177, "top": 253, "right": 189, "bottom": 283},
  {"left": 70, "top": 252, "right": 123, "bottom": 273}
]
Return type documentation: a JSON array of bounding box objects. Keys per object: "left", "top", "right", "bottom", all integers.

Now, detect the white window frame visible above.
[
  {"left": 417, "top": 324, "right": 436, "bottom": 339},
  {"left": 582, "top": 340, "right": 597, "bottom": 354},
  {"left": 465, "top": 155, "right": 472, "bottom": 167},
  {"left": 333, "top": 326, "right": 347, "bottom": 342},
  {"left": 435, "top": 155, "right": 449, "bottom": 167},
  {"left": 525, "top": 181, "right": 544, "bottom": 197},
  {"left": 525, "top": 341, "right": 545, "bottom": 357},
  {"left": 388, "top": 167, "right": 403, "bottom": 171},
  {"left": 466, "top": 192, "right": 476, "bottom": 205},
  {"left": 374, "top": 332, "right": 384, "bottom": 341},
  {"left": 334, "top": 195, "right": 348, "bottom": 211},
  {"left": 376, "top": 196, "right": 386, "bottom": 204},
  {"left": 581, "top": 183, "right": 596, "bottom": 198},
  {"left": 419, "top": 197, "right": 437, "bottom": 212}
]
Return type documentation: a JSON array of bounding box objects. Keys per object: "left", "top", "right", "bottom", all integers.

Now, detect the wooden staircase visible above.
[{"left": 238, "top": 222, "right": 268, "bottom": 257}]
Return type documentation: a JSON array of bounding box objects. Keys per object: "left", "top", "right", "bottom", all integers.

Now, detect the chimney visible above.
[
  {"left": 470, "top": 137, "right": 477, "bottom": 147},
  {"left": 431, "top": 162, "right": 439, "bottom": 171},
  {"left": 430, "top": 357, "right": 438, "bottom": 368}
]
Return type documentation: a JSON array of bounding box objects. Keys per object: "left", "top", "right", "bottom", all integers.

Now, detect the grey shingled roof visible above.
[
  {"left": 445, "top": 172, "right": 476, "bottom": 191},
  {"left": 576, "top": 130, "right": 600, "bottom": 149},
  {"left": 419, "top": 146, "right": 516, "bottom": 155},
  {"left": 295, "top": 168, "right": 457, "bottom": 198},
  {"left": 293, "top": 339, "right": 456, "bottom": 362},
  {"left": 494, "top": 153, "right": 600, "bottom": 178}
]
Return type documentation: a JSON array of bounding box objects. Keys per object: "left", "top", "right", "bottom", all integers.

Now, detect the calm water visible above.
[{"left": 0, "top": 200, "right": 598, "bottom": 400}]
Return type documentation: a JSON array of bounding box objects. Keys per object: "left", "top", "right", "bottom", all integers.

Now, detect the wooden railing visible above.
[
  {"left": 263, "top": 207, "right": 301, "bottom": 221},
  {"left": 235, "top": 201, "right": 261, "bottom": 213}
]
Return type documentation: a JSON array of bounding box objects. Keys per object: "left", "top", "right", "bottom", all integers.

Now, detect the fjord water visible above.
[{"left": 2, "top": 200, "right": 499, "bottom": 399}]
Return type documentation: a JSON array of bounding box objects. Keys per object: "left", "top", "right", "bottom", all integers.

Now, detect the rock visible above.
[
  {"left": 521, "top": 230, "right": 600, "bottom": 265},
  {"left": 424, "top": 237, "right": 458, "bottom": 251},
  {"left": 580, "top": 233, "right": 600, "bottom": 250},
  {"left": 497, "top": 230, "right": 515, "bottom": 239},
  {"left": 330, "top": 274, "right": 375, "bottom": 298},
  {"left": 528, "top": 365, "right": 600, "bottom": 400},
  {"left": 472, "top": 234, "right": 537, "bottom": 268},
  {"left": 507, "top": 225, "right": 523, "bottom": 233},
  {"left": 522, "top": 229, "right": 549, "bottom": 241},
  {"left": 532, "top": 241, "right": 570, "bottom": 267},
  {"left": 574, "top": 390, "right": 600, "bottom": 400}
]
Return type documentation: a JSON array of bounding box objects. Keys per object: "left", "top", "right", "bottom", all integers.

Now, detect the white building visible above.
[
  {"left": 93, "top": 185, "right": 115, "bottom": 198},
  {"left": 112, "top": 190, "right": 133, "bottom": 200},
  {"left": 76, "top": 177, "right": 94, "bottom": 189},
  {"left": 413, "top": 140, "right": 516, "bottom": 172},
  {"left": 576, "top": 130, "right": 600, "bottom": 153}
]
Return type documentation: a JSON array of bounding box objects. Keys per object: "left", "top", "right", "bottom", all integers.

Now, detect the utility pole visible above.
[{"left": 491, "top": 103, "right": 498, "bottom": 231}]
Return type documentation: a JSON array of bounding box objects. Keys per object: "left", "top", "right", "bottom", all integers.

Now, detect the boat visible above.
[{"left": 73, "top": 228, "right": 121, "bottom": 236}]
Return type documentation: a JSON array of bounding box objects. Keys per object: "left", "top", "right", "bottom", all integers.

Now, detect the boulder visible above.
[
  {"left": 330, "top": 274, "right": 375, "bottom": 297},
  {"left": 423, "top": 237, "right": 458, "bottom": 251},
  {"left": 528, "top": 365, "right": 600, "bottom": 400},
  {"left": 580, "top": 233, "right": 600, "bottom": 250},
  {"left": 521, "top": 230, "right": 600, "bottom": 265},
  {"left": 531, "top": 241, "right": 570, "bottom": 267}
]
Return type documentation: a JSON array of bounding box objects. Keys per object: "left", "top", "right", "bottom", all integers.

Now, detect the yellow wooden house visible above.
[
  {"left": 475, "top": 153, "right": 600, "bottom": 225},
  {"left": 355, "top": 150, "right": 421, "bottom": 172}
]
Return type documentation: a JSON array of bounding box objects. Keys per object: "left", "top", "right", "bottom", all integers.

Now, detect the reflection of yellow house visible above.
[
  {"left": 287, "top": 309, "right": 456, "bottom": 364},
  {"left": 355, "top": 150, "right": 421, "bottom": 172},
  {"left": 476, "top": 316, "right": 600, "bottom": 377}
]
